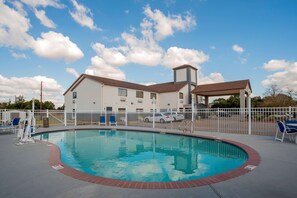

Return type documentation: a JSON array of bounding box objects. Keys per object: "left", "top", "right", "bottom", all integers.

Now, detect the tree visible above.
[
  {"left": 211, "top": 95, "right": 240, "bottom": 108},
  {"left": 251, "top": 96, "right": 263, "bottom": 107},
  {"left": 261, "top": 94, "right": 296, "bottom": 107},
  {"left": 211, "top": 98, "right": 228, "bottom": 108},
  {"left": 226, "top": 95, "right": 240, "bottom": 108},
  {"left": 57, "top": 104, "right": 65, "bottom": 110},
  {"left": 264, "top": 84, "right": 281, "bottom": 97},
  {"left": 43, "top": 101, "right": 55, "bottom": 110}
]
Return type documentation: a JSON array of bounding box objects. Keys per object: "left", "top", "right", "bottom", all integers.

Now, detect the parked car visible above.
[
  {"left": 144, "top": 113, "right": 173, "bottom": 123},
  {"left": 164, "top": 112, "right": 185, "bottom": 121}
]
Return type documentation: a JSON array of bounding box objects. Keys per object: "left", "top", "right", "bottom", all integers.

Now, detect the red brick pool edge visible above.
[{"left": 40, "top": 130, "right": 261, "bottom": 189}]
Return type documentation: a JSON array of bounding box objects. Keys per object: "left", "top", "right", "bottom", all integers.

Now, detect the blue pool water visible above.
[{"left": 36, "top": 130, "right": 248, "bottom": 182}]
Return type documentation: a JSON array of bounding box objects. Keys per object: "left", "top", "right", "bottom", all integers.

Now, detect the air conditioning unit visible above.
[
  {"left": 120, "top": 98, "right": 126, "bottom": 102},
  {"left": 180, "top": 100, "right": 184, "bottom": 103},
  {"left": 138, "top": 99, "right": 143, "bottom": 103}
]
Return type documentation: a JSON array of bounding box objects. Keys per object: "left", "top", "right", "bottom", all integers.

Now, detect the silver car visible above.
[
  {"left": 164, "top": 112, "right": 185, "bottom": 121},
  {"left": 144, "top": 113, "right": 173, "bottom": 123}
]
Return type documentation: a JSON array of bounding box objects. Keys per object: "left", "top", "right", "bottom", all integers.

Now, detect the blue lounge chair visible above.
[
  {"left": 99, "top": 116, "right": 106, "bottom": 126},
  {"left": 275, "top": 121, "right": 297, "bottom": 142},
  {"left": 0, "top": 117, "right": 20, "bottom": 134},
  {"left": 109, "top": 115, "right": 117, "bottom": 126}
]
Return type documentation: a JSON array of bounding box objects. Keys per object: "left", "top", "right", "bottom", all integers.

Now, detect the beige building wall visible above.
[
  {"left": 190, "top": 69, "right": 197, "bottom": 84},
  {"left": 176, "top": 68, "right": 187, "bottom": 82},
  {"left": 101, "top": 86, "right": 159, "bottom": 112},
  {"left": 65, "top": 78, "right": 102, "bottom": 112}
]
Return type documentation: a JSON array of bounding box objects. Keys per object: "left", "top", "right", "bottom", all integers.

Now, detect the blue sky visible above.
[{"left": 1, "top": 0, "right": 297, "bottom": 107}]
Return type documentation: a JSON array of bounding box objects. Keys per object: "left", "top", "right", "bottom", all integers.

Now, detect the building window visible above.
[
  {"left": 73, "top": 92, "right": 77, "bottom": 99},
  {"left": 179, "top": 92, "right": 183, "bottom": 99},
  {"left": 118, "top": 108, "right": 126, "bottom": 113},
  {"left": 118, "top": 88, "right": 127, "bottom": 97},
  {"left": 150, "top": 93, "right": 157, "bottom": 99},
  {"left": 136, "top": 91, "right": 143, "bottom": 98},
  {"left": 136, "top": 108, "right": 143, "bottom": 112},
  {"left": 106, "top": 107, "right": 112, "bottom": 112}
]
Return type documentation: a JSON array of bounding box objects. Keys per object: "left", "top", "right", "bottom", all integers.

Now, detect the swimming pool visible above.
[{"left": 34, "top": 129, "right": 257, "bottom": 186}]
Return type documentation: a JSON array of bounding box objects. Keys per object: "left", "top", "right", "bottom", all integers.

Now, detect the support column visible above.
[
  {"left": 205, "top": 96, "right": 209, "bottom": 107},
  {"left": 240, "top": 89, "right": 246, "bottom": 108}
]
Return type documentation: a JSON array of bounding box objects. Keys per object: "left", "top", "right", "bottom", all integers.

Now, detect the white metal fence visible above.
[{"left": 1, "top": 107, "right": 297, "bottom": 136}]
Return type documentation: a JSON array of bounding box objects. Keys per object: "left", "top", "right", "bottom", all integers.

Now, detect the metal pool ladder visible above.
[{"left": 179, "top": 120, "right": 194, "bottom": 133}]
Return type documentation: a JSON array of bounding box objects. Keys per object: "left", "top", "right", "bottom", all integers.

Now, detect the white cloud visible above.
[
  {"left": 162, "top": 46, "right": 209, "bottom": 69},
  {"left": 1, "top": 1, "right": 83, "bottom": 63},
  {"left": 34, "top": 9, "right": 56, "bottom": 28},
  {"left": 33, "top": 31, "right": 84, "bottom": 62},
  {"left": 66, "top": 67, "right": 80, "bottom": 78},
  {"left": 198, "top": 72, "right": 224, "bottom": 85},
  {"left": 262, "top": 60, "right": 297, "bottom": 92},
  {"left": 0, "top": 74, "right": 65, "bottom": 107},
  {"left": 0, "top": 1, "right": 35, "bottom": 49},
  {"left": 11, "top": 51, "right": 28, "bottom": 59},
  {"left": 232, "top": 44, "right": 244, "bottom": 54},
  {"left": 85, "top": 56, "right": 126, "bottom": 80},
  {"left": 70, "top": 0, "right": 100, "bottom": 31},
  {"left": 20, "top": 0, "right": 64, "bottom": 9},
  {"left": 86, "top": 5, "right": 206, "bottom": 79},
  {"left": 11, "top": 1, "right": 27, "bottom": 16},
  {"left": 143, "top": 5, "right": 196, "bottom": 40},
  {"left": 92, "top": 43, "right": 128, "bottom": 66},
  {"left": 263, "top": 59, "right": 289, "bottom": 71}
]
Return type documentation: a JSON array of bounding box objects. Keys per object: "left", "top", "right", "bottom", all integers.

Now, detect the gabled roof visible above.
[
  {"left": 192, "top": 79, "right": 252, "bottom": 96},
  {"left": 173, "top": 64, "right": 198, "bottom": 71},
  {"left": 148, "top": 82, "right": 188, "bottom": 93},
  {"left": 64, "top": 74, "right": 187, "bottom": 95}
]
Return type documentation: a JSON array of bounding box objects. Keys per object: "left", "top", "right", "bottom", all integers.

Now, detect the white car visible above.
[
  {"left": 144, "top": 113, "right": 173, "bottom": 123},
  {"left": 164, "top": 112, "right": 185, "bottom": 121}
]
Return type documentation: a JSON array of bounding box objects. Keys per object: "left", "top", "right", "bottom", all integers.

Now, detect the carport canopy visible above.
[{"left": 192, "top": 79, "right": 252, "bottom": 108}]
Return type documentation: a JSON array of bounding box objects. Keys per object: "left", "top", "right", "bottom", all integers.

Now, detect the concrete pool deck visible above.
[{"left": 1, "top": 126, "right": 297, "bottom": 198}]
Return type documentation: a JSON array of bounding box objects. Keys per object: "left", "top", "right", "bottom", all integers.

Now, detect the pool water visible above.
[{"left": 36, "top": 130, "right": 248, "bottom": 182}]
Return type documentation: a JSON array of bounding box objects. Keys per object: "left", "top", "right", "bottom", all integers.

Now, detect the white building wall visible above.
[
  {"left": 176, "top": 68, "right": 187, "bottom": 82},
  {"left": 180, "top": 85, "right": 190, "bottom": 106},
  {"left": 158, "top": 85, "right": 188, "bottom": 112},
  {"left": 102, "top": 86, "right": 160, "bottom": 112},
  {"left": 65, "top": 78, "right": 102, "bottom": 112},
  {"left": 191, "top": 69, "right": 197, "bottom": 84},
  {"left": 159, "top": 92, "right": 178, "bottom": 111}
]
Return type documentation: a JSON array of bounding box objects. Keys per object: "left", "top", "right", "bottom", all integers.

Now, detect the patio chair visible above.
[
  {"left": 275, "top": 121, "right": 297, "bottom": 142},
  {"left": 109, "top": 115, "right": 117, "bottom": 126},
  {"left": 0, "top": 117, "right": 20, "bottom": 134},
  {"left": 0, "top": 125, "right": 13, "bottom": 134},
  {"left": 99, "top": 116, "right": 106, "bottom": 126},
  {"left": 11, "top": 117, "right": 21, "bottom": 134}
]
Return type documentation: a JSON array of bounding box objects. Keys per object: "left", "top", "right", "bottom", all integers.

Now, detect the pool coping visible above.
[{"left": 35, "top": 127, "right": 261, "bottom": 189}]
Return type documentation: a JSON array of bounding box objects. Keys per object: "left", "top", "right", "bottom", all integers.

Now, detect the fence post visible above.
[
  {"left": 64, "top": 109, "right": 67, "bottom": 126},
  {"left": 74, "top": 102, "right": 77, "bottom": 126},
  {"left": 46, "top": 109, "right": 49, "bottom": 118},
  {"left": 152, "top": 98, "right": 156, "bottom": 128},
  {"left": 248, "top": 93, "right": 251, "bottom": 135},
  {"left": 217, "top": 108, "right": 220, "bottom": 133},
  {"left": 125, "top": 108, "right": 128, "bottom": 126}
]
